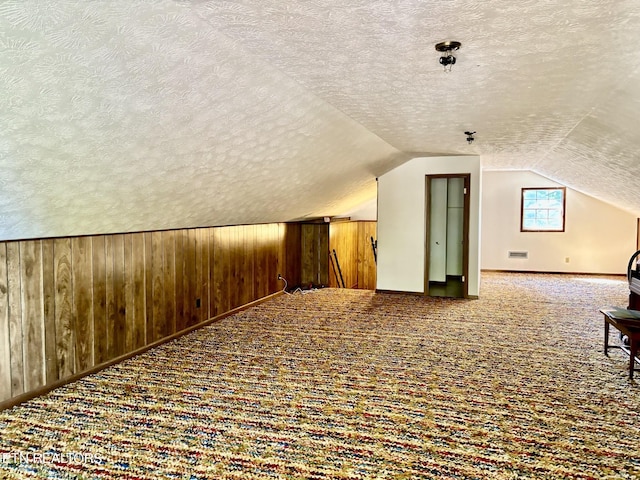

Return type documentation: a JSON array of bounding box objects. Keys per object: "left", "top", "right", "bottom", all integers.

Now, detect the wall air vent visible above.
[{"left": 508, "top": 251, "right": 528, "bottom": 259}]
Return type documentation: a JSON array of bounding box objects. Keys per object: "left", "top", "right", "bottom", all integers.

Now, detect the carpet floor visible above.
[{"left": 0, "top": 272, "right": 639, "bottom": 479}]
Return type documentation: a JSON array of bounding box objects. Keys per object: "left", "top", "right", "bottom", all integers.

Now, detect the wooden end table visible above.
[{"left": 601, "top": 307, "right": 640, "bottom": 379}]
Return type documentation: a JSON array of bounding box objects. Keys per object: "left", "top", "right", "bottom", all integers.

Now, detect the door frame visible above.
[{"left": 424, "top": 174, "right": 470, "bottom": 298}]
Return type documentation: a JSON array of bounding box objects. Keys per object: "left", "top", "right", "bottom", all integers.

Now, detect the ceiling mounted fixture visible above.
[
  {"left": 464, "top": 131, "right": 476, "bottom": 144},
  {"left": 435, "top": 41, "right": 461, "bottom": 72}
]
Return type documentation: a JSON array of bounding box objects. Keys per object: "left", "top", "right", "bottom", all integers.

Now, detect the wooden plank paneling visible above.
[
  {"left": 163, "top": 230, "right": 176, "bottom": 337},
  {"left": 255, "top": 225, "right": 264, "bottom": 297},
  {"left": 328, "top": 224, "right": 338, "bottom": 288},
  {"left": 343, "top": 222, "right": 359, "bottom": 288},
  {"left": 254, "top": 225, "right": 268, "bottom": 299},
  {"left": 0, "top": 243, "right": 12, "bottom": 401},
  {"left": 301, "top": 224, "right": 329, "bottom": 287},
  {"left": 208, "top": 228, "right": 216, "bottom": 318},
  {"left": 277, "top": 223, "right": 286, "bottom": 290},
  {"left": 144, "top": 232, "right": 153, "bottom": 345},
  {"left": 193, "top": 229, "right": 202, "bottom": 326},
  {"left": 277, "top": 223, "right": 293, "bottom": 293},
  {"left": 268, "top": 224, "right": 279, "bottom": 293},
  {"left": 211, "top": 228, "right": 223, "bottom": 317},
  {"left": 242, "top": 225, "right": 255, "bottom": 305},
  {"left": 283, "top": 223, "right": 301, "bottom": 289},
  {"left": 7, "top": 242, "right": 24, "bottom": 397},
  {"left": 223, "top": 227, "right": 233, "bottom": 310},
  {"left": 20, "top": 240, "right": 46, "bottom": 392},
  {"left": 131, "top": 233, "right": 146, "bottom": 349},
  {"left": 175, "top": 230, "right": 186, "bottom": 332},
  {"left": 197, "top": 228, "right": 205, "bottom": 321},
  {"left": 330, "top": 222, "right": 345, "bottom": 288},
  {"left": 235, "top": 226, "right": 245, "bottom": 306},
  {"left": 53, "top": 238, "right": 74, "bottom": 379},
  {"left": 92, "top": 236, "right": 107, "bottom": 365},
  {"left": 301, "top": 224, "right": 313, "bottom": 287},
  {"left": 229, "top": 226, "right": 240, "bottom": 310},
  {"left": 191, "top": 228, "right": 199, "bottom": 326},
  {"left": 111, "top": 234, "right": 126, "bottom": 359},
  {"left": 151, "top": 231, "right": 165, "bottom": 341},
  {"left": 349, "top": 222, "right": 360, "bottom": 288},
  {"left": 358, "top": 222, "right": 377, "bottom": 290},
  {"left": 182, "top": 229, "right": 197, "bottom": 327},
  {"left": 71, "top": 236, "right": 93, "bottom": 372},
  {"left": 123, "top": 234, "right": 134, "bottom": 352},
  {"left": 42, "top": 240, "right": 57, "bottom": 384},
  {"left": 211, "top": 228, "right": 219, "bottom": 317},
  {"left": 1, "top": 222, "right": 305, "bottom": 406},
  {"left": 184, "top": 229, "right": 195, "bottom": 327},
  {"left": 266, "top": 223, "right": 275, "bottom": 293},
  {"left": 243, "top": 226, "right": 251, "bottom": 302},
  {"left": 328, "top": 225, "right": 338, "bottom": 288},
  {"left": 206, "top": 228, "right": 213, "bottom": 319},
  {"left": 198, "top": 228, "right": 208, "bottom": 323},
  {"left": 329, "top": 221, "right": 377, "bottom": 290},
  {"left": 105, "top": 236, "right": 115, "bottom": 360},
  {"left": 318, "top": 224, "right": 330, "bottom": 287},
  {"left": 222, "top": 226, "right": 231, "bottom": 311},
  {"left": 358, "top": 222, "right": 368, "bottom": 289}
]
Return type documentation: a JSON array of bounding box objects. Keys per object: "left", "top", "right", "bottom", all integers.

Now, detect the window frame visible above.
[{"left": 520, "top": 187, "right": 566, "bottom": 232}]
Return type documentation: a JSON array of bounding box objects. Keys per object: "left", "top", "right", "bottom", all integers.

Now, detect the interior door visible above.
[
  {"left": 428, "top": 178, "right": 448, "bottom": 282},
  {"left": 425, "top": 174, "right": 469, "bottom": 298},
  {"left": 446, "top": 177, "right": 464, "bottom": 277}
]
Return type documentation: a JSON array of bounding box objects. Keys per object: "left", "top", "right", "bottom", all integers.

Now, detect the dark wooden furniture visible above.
[
  {"left": 601, "top": 307, "right": 640, "bottom": 379},
  {"left": 629, "top": 275, "right": 640, "bottom": 309}
]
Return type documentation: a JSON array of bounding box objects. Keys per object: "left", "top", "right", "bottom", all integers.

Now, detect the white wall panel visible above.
[
  {"left": 481, "top": 170, "right": 636, "bottom": 274},
  {"left": 377, "top": 156, "right": 481, "bottom": 296}
]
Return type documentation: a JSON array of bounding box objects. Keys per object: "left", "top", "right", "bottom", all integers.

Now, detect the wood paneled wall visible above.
[
  {"left": 0, "top": 223, "right": 301, "bottom": 405},
  {"left": 329, "top": 221, "right": 377, "bottom": 290},
  {"left": 300, "top": 223, "right": 329, "bottom": 287}
]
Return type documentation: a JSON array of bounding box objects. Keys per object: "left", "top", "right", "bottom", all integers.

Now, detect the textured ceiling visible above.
[{"left": 1, "top": 0, "right": 639, "bottom": 240}]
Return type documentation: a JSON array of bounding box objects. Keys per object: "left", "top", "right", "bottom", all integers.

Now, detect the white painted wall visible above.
[
  {"left": 338, "top": 197, "right": 377, "bottom": 221},
  {"left": 481, "top": 170, "right": 636, "bottom": 274},
  {"left": 376, "top": 156, "right": 481, "bottom": 296}
]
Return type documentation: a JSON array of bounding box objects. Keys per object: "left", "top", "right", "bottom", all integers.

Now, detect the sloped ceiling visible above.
[{"left": 1, "top": 0, "right": 639, "bottom": 241}]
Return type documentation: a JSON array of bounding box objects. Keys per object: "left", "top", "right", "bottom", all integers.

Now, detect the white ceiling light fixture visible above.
[{"left": 435, "top": 41, "right": 461, "bottom": 72}]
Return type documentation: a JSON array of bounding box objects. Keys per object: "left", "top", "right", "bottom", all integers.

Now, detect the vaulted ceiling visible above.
[{"left": 1, "top": 0, "right": 639, "bottom": 241}]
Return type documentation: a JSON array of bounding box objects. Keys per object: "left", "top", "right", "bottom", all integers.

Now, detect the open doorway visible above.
[{"left": 425, "top": 174, "right": 470, "bottom": 298}]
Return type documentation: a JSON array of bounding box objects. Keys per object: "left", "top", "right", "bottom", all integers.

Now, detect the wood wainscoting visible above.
[
  {"left": 0, "top": 223, "right": 301, "bottom": 406},
  {"left": 301, "top": 223, "right": 329, "bottom": 288},
  {"left": 328, "top": 221, "right": 377, "bottom": 290}
]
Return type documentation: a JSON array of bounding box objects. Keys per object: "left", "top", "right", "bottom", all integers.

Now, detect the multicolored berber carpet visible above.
[{"left": 1, "top": 272, "right": 640, "bottom": 479}]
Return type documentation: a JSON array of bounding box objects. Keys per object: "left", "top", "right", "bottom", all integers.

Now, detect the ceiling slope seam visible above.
[{"left": 187, "top": 3, "right": 405, "bottom": 157}]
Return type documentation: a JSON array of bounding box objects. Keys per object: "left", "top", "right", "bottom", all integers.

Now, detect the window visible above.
[{"left": 521, "top": 187, "right": 566, "bottom": 232}]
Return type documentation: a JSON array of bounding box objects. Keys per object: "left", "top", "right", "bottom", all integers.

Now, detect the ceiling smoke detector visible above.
[{"left": 435, "top": 41, "right": 461, "bottom": 72}]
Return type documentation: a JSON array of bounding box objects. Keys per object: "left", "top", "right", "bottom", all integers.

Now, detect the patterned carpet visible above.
[{"left": 1, "top": 272, "right": 639, "bottom": 479}]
